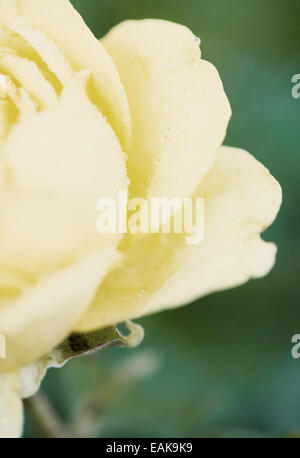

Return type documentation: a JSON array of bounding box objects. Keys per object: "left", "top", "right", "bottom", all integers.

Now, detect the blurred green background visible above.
[{"left": 25, "top": 0, "right": 300, "bottom": 438}]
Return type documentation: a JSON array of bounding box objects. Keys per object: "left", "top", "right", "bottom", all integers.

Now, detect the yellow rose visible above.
[{"left": 0, "top": 0, "right": 281, "bottom": 437}]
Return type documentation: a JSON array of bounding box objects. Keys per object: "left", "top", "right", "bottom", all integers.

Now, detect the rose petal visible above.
[
  {"left": 3, "top": 72, "right": 128, "bottom": 200},
  {"left": 0, "top": 75, "right": 36, "bottom": 141},
  {"left": 0, "top": 249, "right": 120, "bottom": 371},
  {"left": 10, "top": 25, "right": 74, "bottom": 86},
  {"left": 142, "top": 146, "right": 282, "bottom": 314},
  {"left": 0, "top": 0, "right": 132, "bottom": 148},
  {"left": 20, "top": 358, "right": 48, "bottom": 399},
  {"left": 102, "top": 19, "right": 231, "bottom": 198},
  {"left": 0, "top": 54, "right": 58, "bottom": 108},
  {"left": 76, "top": 146, "right": 281, "bottom": 331},
  {"left": 0, "top": 99, "right": 16, "bottom": 141},
  {"left": 1, "top": 73, "right": 128, "bottom": 276},
  {"left": 0, "top": 372, "right": 23, "bottom": 438},
  {"left": 0, "top": 190, "right": 108, "bottom": 276}
]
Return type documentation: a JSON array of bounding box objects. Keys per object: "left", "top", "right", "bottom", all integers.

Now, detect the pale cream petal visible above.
[
  {"left": 1, "top": 73, "right": 128, "bottom": 277},
  {"left": 0, "top": 75, "right": 19, "bottom": 140},
  {"left": 0, "top": 190, "right": 108, "bottom": 276},
  {"left": 0, "top": 75, "right": 37, "bottom": 124},
  {"left": 10, "top": 25, "right": 74, "bottom": 85},
  {"left": 0, "top": 74, "right": 36, "bottom": 144},
  {"left": 0, "top": 372, "right": 23, "bottom": 438},
  {"left": 9, "top": 88, "right": 37, "bottom": 120},
  {"left": 102, "top": 19, "right": 231, "bottom": 198},
  {"left": 0, "top": 0, "right": 17, "bottom": 21},
  {"left": 2, "top": 0, "right": 132, "bottom": 147},
  {"left": 0, "top": 54, "right": 58, "bottom": 108},
  {"left": 20, "top": 358, "right": 48, "bottom": 399},
  {"left": 3, "top": 72, "right": 128, "bottom": 201},
  {"left": 0, "top": 148, "right": 5, "bottom": 186},
  {"left": 76, "top": 146, "right": 281, "bottom": 332},
  {"left": 0, "top": 98, "right": 17, "bottom": 141},
  {"left": 0, "top": 25, "right": 62, "bottom": 94},
  {"left": 0, "top": 268, "right": 32, "bottom": 312},
  {"left": 0, "top": 249, "right": 120, "bottom": 371}
]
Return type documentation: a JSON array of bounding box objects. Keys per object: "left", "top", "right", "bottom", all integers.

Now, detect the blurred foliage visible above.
[{"left": 25, "top": 0, "right": 300, "bottom": 438}]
